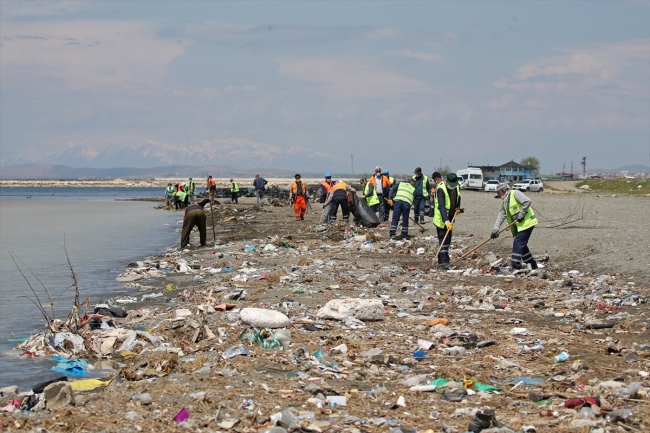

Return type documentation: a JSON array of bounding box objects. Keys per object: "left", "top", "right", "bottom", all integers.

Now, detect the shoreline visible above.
[
  {"left": 2, "top": 195, "right": 650, "bottom": 431},
  {"left": 0, "top": 178, "right": 362, "bottom": 189}
]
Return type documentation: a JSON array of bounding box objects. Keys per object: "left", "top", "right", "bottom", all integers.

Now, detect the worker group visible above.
[{"left": 171, "top": 169, "right": 539, "bottom": 273}]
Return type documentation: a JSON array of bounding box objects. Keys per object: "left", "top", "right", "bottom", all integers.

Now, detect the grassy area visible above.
[{"left": 576, "top": 178, "right": 650, "bottom": 195}]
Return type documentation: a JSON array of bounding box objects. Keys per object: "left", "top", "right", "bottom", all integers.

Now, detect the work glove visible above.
[
  {"left": 445, "top": 221, "right": 453, "bottom": 231},
  {"left": 387, "top": 199, "right": 394, "bottom": 206},
  {"left": 491, "top": 230, "right": 499, "bottom": 239},
  {"left": 455, "top": 208, "right": 465, "bottom": 215},
  {"left": 516, "top": 212, "right": 526, "bottom": 222}
]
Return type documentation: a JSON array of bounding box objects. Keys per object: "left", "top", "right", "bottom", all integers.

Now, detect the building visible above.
[
  {"left": 479, "top": 160, "right": 535, "bottom": 182},
  {"left": 479, "top": 166, "right": 500, "bottom": 181}
]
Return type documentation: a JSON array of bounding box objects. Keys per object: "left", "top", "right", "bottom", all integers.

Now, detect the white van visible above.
[{"left": 456, "top": 168, "right": 483, "bottom": 190}]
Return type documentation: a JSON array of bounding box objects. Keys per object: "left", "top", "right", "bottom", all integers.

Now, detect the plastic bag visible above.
[{"left": 352, "top": 195, "right": 380, "bottom": 228}]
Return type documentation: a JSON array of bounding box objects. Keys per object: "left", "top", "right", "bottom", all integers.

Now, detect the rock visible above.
[
  {"left": 0, "top": 386, "right": 18, "bottom": 397},
  {"left": 240, "top": 308, "right": 291, "bottom": 328},
  {"left": 125, "top": 411, "right": 144, "bottom": 422},
  {"left": 132, "top": 393, "right": 152, "bottom": 405},
  {"left": 317, "top": 298, "right": 384, "bottom": 321},
  {"left": 44, "top": 382, "right": 75, "bottom": 410}
]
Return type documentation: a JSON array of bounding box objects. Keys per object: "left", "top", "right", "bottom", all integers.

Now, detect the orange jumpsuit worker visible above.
[{"left": 291, "top": 174, "right": 308, "bottom": 221}]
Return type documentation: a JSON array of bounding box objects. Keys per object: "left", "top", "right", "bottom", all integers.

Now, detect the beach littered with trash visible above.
[{"left": 2, "top": 190, "right": 649, "bottom": 433}]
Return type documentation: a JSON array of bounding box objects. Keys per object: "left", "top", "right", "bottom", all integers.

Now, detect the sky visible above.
[{"left": 1, "top": 0, "right": 649, "bottom": 174}]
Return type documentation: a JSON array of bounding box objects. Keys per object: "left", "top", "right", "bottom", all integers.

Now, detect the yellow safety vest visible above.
[
  {"left": 505, "top": 190, "right": 538, "bottom": 236},
  {"left": 412, "top": 175, "right": 429, "bottom": 197},
  {"left": 433, "top": 182, "right": 461, "bottom": 229},
  {"left": 231, "top": 182, "right": 239, "bottom": 193},
  {"left": 363, "top": 182, "right": 380, "bottom": 206},
  {"left": 394, "top": 182, "right": 415, "bottom": 205}
]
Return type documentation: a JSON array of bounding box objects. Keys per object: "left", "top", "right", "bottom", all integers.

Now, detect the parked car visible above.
[
  {"left": 484, "top": 180, "right": 500, "bottom": 192},
  {"left": 512, "top": 179, "right": 544, "bottom": 192}
]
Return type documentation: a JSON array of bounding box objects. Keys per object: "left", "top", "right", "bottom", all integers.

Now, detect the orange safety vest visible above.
[
  {"left": 291, "top": 180, "right": 307, "bottom": 196},
  {"left": 321, "top": 181, "right": 334, "bottom": 193},
  {"left": 369, "top": 176, "right": 391, "bottom": 188},
  {"left": 331, "top": 182, "right": 347, "bottom": 192},
  {"left": 207, "top": 178, "right": 216, "bottom": 188}
]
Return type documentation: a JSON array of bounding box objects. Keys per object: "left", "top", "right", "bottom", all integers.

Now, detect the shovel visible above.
[{"left": 409, "top": 217, "right": 427, "bottom": 233}]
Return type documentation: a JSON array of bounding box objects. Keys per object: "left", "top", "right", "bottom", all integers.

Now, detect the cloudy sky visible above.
[{"left": 1, "top": 0, "right": 648, "bottom": 174}]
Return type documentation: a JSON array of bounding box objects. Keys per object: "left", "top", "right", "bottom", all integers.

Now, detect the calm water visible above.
[{"left": 0, "top": 187, "right": 179, "bottom": 390}]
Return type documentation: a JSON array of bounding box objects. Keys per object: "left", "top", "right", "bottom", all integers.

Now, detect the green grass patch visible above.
[{"left": 576, "top": 178, "right": 650, "bottom": 195}]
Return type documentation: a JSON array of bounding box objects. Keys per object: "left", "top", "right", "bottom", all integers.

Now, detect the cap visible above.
[
  {"left": 189, "top": 177, "right": 192, "bottom": 180},
  {"left": 432, "top": 171, "right": 441, "bottom": 179},
  {"left": 446, "top": 173, "right": 459, "bottom": 188},
  {"left": 494, "top": 183, "right": 509, "bottom": 198},
  {"left": 381, "top": 169, "right": 389, "bottom": 175},
  {"left": 325, "top": 173, "right": 331, "bottom": 178},
  {"left": 414, "top": 167, "right": 422, "bottom": 173}
]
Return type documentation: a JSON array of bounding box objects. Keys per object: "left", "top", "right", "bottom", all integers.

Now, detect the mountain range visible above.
[
  {"left": 0, "top": 164, "right": 326, "bottom": 180},
  {"left": 1, "top": 138, "right": 349, "bottom": 173},
  {"left": 1, "top": 163, "right": 647, "bottom": 180}
]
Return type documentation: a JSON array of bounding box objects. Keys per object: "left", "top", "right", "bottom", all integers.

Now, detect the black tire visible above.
[
  {"left": 539, "top": 188, "right": 543, "bottom": 193},
  {"left": 526, "top": 187, "right": 530, "bottom": 191}
]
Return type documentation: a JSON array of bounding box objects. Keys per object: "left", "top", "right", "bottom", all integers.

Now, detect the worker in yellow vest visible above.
[
  {"left": 433, "top": 173, "right": 461, "bottom": 267},
  {"left": 491, "top": 184, "right": 539, "bottom": 273},
  {"left": 360, "top": 177, "right": 380, "bottom": 213},
  {"left": 388, "top": 179, "right": 416, "bottom": 239},
  {"left": 230, "top": 179, "right": 239, "bottom": 204}
]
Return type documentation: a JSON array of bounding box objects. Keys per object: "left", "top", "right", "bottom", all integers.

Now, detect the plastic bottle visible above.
[
  {"left": 554, "top": 352, "right": 569, "bottom": 362},
  {"left": 539, "top": 409, "right": 553, "bottom": 417},
  {"left": 579, "top": 407, "right": 595, "bottom": 420}
]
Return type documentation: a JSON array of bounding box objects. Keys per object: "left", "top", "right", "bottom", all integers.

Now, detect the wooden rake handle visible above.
[
  {"left": 451, "top": 220, "right": 517, "bottom": 266},
  {"left": 432, "top": 212, "right": 458, "bottom": 262}
]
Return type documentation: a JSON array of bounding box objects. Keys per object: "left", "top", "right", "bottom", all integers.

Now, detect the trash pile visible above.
[{"left": 2, "top": 217, "right": 649, "bottom": 433}]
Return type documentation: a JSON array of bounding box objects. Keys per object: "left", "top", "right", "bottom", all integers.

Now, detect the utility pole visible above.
[
  {"left": 350, "top": 154, "right": 354, "bottom": 180},
  {"left": 570, "top": 161, "right": 573, "bottom": 176},
  {"left": 580, "top": 157, "right": 587, "bottom": 179}
]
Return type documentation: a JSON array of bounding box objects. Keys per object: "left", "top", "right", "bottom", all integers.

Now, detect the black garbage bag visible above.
[
  {"left": 352, "top": 195, "right": 380, "bottom": 228},
  {"left": 33, "top": 376, "right": 67, "bottom": 394}
]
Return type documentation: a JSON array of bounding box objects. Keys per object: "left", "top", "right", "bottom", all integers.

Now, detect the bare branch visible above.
[
  {"left": 9, "top": 252, "right": 54, "bottom": 332},
  {"left": 63, "top": 236, "right": 80, "bottom": 330},
  {"left": 15, "top": 255, "right": 56, "bottom": 320}
]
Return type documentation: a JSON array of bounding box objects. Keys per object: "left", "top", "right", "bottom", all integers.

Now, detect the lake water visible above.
[{"left": 0, "top": 187, "right": 179, "bottom": 390}]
